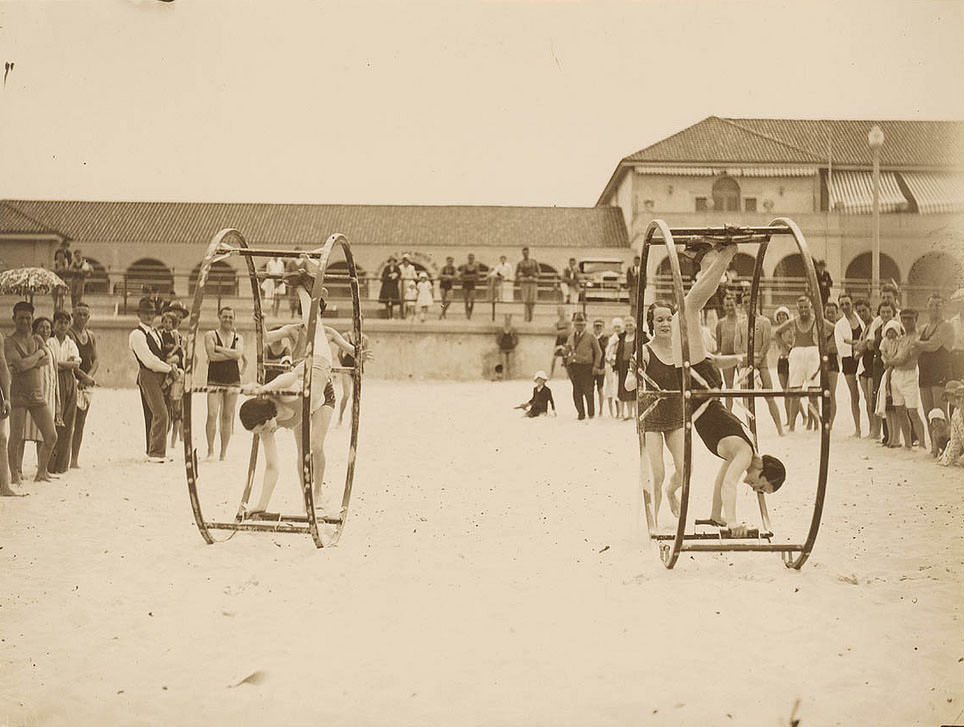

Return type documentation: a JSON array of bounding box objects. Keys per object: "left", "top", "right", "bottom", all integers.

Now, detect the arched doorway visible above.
[
  {"left": 712, "top": 176, "right": 741, "bottom": 212},
  {"left": 126, "top": 258, "right": 175, "bottom": 295},
  {"left": 188, "top": 261, "right": 239, "bottom": 297}
]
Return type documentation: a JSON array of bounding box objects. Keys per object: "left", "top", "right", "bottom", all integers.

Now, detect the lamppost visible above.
[{"left": 868, "top": 125, "right": 885, "bottom": 303}]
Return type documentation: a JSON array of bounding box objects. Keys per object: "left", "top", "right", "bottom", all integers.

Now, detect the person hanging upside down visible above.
[
  {"left": 669, "top": 241, "right": 787, "bottom": 536},
  {"left": 238, "top": 271, "right": 371, "bottom": 515}
]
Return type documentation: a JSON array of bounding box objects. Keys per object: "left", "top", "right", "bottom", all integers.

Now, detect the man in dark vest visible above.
[{"left": 128, "top": 297, "right": 175, "bottom": 463}]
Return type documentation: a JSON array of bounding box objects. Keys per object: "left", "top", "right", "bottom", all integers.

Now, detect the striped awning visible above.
[
  {"left": 899, "top": 172, "right": 964, "bottom": 214},
  {"left": 633, "top": 166, "right": 817, "bottom": 177},
  {"left": 829, "top": 171, "right": 908, "bottom": 214}
]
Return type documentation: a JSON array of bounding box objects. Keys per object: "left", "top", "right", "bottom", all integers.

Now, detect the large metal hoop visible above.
[
  {"left": 635, "top": 219, "right": 830, "bottom": 570},
  {"left": 182, "top": 228, "right": 262, "bottom": 545},
  {"left": 299, "top": 233, "right": 363, "bottom": 548},
  {"left": 182, "top": 230, "right": 363, "bottom": 549}
]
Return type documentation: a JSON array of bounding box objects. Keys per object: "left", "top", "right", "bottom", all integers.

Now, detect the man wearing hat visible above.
[
  {"left": 565, "top": 312, "right": 603, "bottom": 420},
  {"left": 128, "top": 296, "right": 175, "bottom": 463},
  {"left": 938, "top": 380, "right": 964, "bottom": 466}
]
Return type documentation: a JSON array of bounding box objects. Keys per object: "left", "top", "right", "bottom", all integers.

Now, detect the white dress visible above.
[{"left": 416, "top": 280, "right": 434, "bottom": 307}]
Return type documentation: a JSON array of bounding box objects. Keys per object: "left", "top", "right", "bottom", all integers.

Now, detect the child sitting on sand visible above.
[{"left": 515, "top": 370, "right": 555, "bottom": 417}]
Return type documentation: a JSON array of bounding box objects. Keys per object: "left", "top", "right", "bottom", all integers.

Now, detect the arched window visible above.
[
  {"left": 907, "top": 252, "right": 963, "bottom": 307},
  {"left": 126, "top": 258, "right": 174, "bottom": 295},
  {"left": 731, "top": 252, "right": 757, "bottom": 279},
  {"left": 844, "top": 253, "right": 902, "bottom": 284},
  {"left": 908, "top": 252, "right": 963, "bottom": 291},
  {"left": 537, "top": 262, "right": 560, "bottom": 302},
  {"left": 321, "top": 260, "right": 369, "bottom": 300},
  {"left": 188, "top": 261, "right": 239, "bottom": 297},
  {"left": 712, "top": 176, "right": 741, "bottom": 212},
  {"left": 81, "top": 256, "right": 109, "bottom": 294},
  {"left": 654, "top": 255, "right": 698, "bottom": 300}
]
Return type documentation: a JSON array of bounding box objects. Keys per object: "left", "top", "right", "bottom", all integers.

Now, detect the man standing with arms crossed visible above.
[{"left": 204, "top": 306, "right": 246, "bottom": 461}]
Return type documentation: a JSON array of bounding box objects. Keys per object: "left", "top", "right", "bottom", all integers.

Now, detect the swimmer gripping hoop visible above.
[
  {"left": 182, "top": 229, "right": 363, "bottom": 548},
  {"left": 634, "top": 219, "right": 830, "bottom": 570}
]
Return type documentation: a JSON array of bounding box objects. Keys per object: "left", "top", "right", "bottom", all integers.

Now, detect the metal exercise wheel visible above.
[
  {"left": 182, "top": 229, "right": 364, "bottom": 548},
  {"left": 634, "top": 218, "right": 830, "bottom": 570}
]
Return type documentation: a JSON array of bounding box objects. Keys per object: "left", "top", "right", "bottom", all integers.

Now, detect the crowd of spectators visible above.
[{"left": 533, "top": 268, "right": 964, "bottom": 470}]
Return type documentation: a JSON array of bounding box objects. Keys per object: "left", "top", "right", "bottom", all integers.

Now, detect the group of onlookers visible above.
[
  {"left": 379, "top": 248, "right": 542, "bottom": 322},
  {"left": 527, "top": 276, "right": 964, "bottom": 469},
  {"left": 1, "top": 300, "right": 99, "bottom": 493}
]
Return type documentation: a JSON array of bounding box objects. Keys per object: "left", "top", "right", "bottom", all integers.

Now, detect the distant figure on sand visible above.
[{"left": 204, "top": 306, "right": 246, "bottom": 460}]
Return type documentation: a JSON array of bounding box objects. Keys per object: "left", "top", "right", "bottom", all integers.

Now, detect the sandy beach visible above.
[{"left": 2, "top": 380, "right": 962, "bottom": 726}]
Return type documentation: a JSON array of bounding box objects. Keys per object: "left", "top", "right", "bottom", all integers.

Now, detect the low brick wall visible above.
[{"left": 1, "top": 316, "right": 568, "bottom": 388}]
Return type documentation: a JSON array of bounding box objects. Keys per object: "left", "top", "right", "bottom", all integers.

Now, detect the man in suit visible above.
[
  {"left": 565, "top": 312, "right": 604, "bottom": 420},
  {"left": 128, "top": 297, "right": 176, "bottom": 463}
]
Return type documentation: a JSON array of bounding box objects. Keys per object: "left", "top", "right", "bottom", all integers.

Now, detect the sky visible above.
[{"left": 1, "top": 0, "right": 963, "bottom": 207}]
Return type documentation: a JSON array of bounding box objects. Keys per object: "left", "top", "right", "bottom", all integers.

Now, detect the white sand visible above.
[{"left": 2, "top": 381, "right": 962, "bottom": 726}]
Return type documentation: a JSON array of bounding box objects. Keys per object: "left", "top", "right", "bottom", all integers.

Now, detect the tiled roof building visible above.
[{"left": 597, "top": 117, "right": 964, "bottom": 304}]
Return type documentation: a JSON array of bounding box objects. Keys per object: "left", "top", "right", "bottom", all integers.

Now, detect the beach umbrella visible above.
[{"left": 0, "top": 267, "right": 68, "bottom": 303}]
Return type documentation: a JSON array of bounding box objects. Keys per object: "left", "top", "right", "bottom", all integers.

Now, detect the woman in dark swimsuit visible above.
[
  {"left": 638, "top": 302, "right": 684, "bottom": 524},
  {"left": 916, "top": 293, "right": 955, "bottom": 419}
]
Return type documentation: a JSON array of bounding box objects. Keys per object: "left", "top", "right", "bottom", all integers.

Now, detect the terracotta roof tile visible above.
[
  {"left": 0, "top": 201, "right": 629, "bottom": 250},
  {"left": 624, "top": 117, "right": 964, "bottom": 168}
]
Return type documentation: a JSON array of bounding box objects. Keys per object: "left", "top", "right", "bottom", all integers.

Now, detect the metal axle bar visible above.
[
  {"left": 667, "top": 225, "right": 791, "bottom": 237},
  {"left": 652, "top": 530, "right": 773, "bottom": 541},
  {"left": 246, "top": 512, "right": 343, "bottom": 525},
  {"left": 680, "top": 543, "right": 804, "bottom": 553},
  {"left": 642, "top": 387, "right": 824, "bottom": 399},
  {"left": 205, "top": 521, "right": 311, "bottom": 534},
  {"left": 218, "top": 247, "right": 325, "bottom": 259}
]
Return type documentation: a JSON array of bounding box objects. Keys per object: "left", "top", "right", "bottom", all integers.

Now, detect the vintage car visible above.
[{"left": 578, "top": 257, "right": 628, "bottom": 302}]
